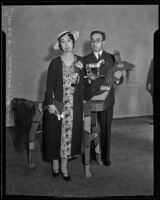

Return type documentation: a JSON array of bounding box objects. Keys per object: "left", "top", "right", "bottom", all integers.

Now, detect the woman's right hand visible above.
[{"left": 48, "top": 104, "right": 58, "bottom": 115}]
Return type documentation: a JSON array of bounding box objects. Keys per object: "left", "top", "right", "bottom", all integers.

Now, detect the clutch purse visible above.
[
  {"left": 52, "top": 99, "right": 64, "bottom": 115},
  {"left": 45, "top": 99, "right": 64, "bottom": 120}
]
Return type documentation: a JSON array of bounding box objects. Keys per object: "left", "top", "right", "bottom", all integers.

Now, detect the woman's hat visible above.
[{"left": 53, "top": 30, "right": 80, "bottom": 50}]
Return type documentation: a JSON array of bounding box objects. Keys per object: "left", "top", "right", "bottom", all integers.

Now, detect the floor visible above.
[{"left": 5, "top": 116, "right": 153, "bottom": 198}]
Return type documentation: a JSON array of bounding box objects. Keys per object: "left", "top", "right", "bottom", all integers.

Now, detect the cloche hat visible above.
[{"left": 53, "top": 30, "right": 80, "bottom": 50}]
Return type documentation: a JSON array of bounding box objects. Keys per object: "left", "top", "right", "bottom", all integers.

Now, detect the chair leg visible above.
[
  {"left": 28, "top": 110, "right": 43, "bottom": 168},
  {"left": 94, "top": 135, "right": 103, "bottom": 165},
  {"left": 29, "top": 141, "right": 35, "bottom": 168},
  {"left": 84, "top": 115, "right": 92, "bottom": 178},
  {"left": 85, "top": 164, "right": 91, "bottom": 178},
  {"left": 84, "top": 130, "right": 91, "bottom": 178},
  {"left": 93, "top": 113, "right": 102, "bottom": 165}
]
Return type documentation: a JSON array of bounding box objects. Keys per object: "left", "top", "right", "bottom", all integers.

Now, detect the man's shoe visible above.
[{"left": 103, "top": 160, "right": 111, "bottom": 167}]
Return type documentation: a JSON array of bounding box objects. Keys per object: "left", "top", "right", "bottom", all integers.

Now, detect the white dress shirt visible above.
[{"left": 94, "top": 50, "right": 103, "bottom": 60}]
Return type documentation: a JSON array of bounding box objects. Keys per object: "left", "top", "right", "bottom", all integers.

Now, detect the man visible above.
[
  {"left": 146, "top": 58, "right": 153, "bottom": 98},
  {"left": 146, "top": 58, "right": 153, "bottom": 124},
  {"left": 83, "top": 31, "right": 123, "bottom": 166}
]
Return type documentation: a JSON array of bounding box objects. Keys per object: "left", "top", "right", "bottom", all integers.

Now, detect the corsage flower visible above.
[{"left": 75, "top": 60, "right": 83, "bottom": 70}]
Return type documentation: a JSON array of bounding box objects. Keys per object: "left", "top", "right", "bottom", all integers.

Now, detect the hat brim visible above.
[{"left": 53, "top": 31, "right": 80, "bottom": 50}]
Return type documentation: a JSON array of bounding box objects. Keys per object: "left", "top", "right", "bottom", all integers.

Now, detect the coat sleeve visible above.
[{"left": 44, "top": 60, "right": 57, "bottom": 105}]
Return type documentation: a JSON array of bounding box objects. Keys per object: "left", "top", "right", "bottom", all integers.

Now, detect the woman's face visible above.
[{"left": 60, "top": 35, "right": 74, "bottom": 52}]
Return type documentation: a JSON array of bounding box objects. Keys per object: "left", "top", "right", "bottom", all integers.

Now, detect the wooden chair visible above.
[
  {"left": 83, "top": 89, "right": 110, "bottom": 178},
  {"left": 28, "top": 102, "right": 43, "bottom": 168},
  {"left": 28, "top": 102, "right": 102, "bottom": 171},
  {"left": 28, "top": 90, "right": 110, "bottom": 179}
]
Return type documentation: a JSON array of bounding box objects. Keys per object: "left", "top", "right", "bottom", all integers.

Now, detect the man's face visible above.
[{"left": 90, "top": 33, "right": 105, "bottom": 53}]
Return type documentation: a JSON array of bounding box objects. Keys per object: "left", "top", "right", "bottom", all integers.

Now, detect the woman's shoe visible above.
[
  {"left": 60, "top": 171, "right": 71, "bottom": 181},
  {"left": 52, "top": 169, "right": 60, "bottom": 177},
  {"left": 51, "top": 163, "right": 60, "bottom": 177}
]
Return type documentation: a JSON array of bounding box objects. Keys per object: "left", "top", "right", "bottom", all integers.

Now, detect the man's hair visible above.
[
  {"left": 59, "top": 33, "right": 75, "bottom": 51},
  {"left": 90, "top": 31, "right": 106, "bottom": 41}
]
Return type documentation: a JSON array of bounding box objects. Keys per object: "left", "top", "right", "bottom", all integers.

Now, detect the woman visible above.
[{"left": 43, "top": 31, "right": 84, "bottom": 181}]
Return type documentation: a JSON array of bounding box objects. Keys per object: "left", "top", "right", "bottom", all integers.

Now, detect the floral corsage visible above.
[
  {"left": 75, "top": 60, "right": 83, "bottom": 70},
  {"left": 71, "top": 60, "right": 83, "bottom": 86}
]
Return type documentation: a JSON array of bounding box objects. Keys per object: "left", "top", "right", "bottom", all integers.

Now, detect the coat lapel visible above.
[
  {"left": 99, "top": 51, "right": 111, "bottom": 75},
  {"left": 89, "top": 51, "right": 98, "bottom": 63},
  {"left": 85, "top": 51, "right": 112, "bottom": 75}
]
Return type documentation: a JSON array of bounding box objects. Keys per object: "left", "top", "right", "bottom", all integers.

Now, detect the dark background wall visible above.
[{"left": 3, "top": 5, "right": 158, "bottom": 126}]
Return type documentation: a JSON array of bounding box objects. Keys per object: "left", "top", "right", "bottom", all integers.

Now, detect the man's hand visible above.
[
  {"left": 114, "top": 70, "right": 122, "bottom": 83},
  {"left": 114, "top": 70, "right": 122, "bottom": 79},
  {"left": 48, "top": 104, "right": 58, "bottom": 115}
]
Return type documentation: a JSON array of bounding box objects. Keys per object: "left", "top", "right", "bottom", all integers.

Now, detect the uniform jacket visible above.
[{"left": 83, "top": 50, "right": 123, "bottom": 107}]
